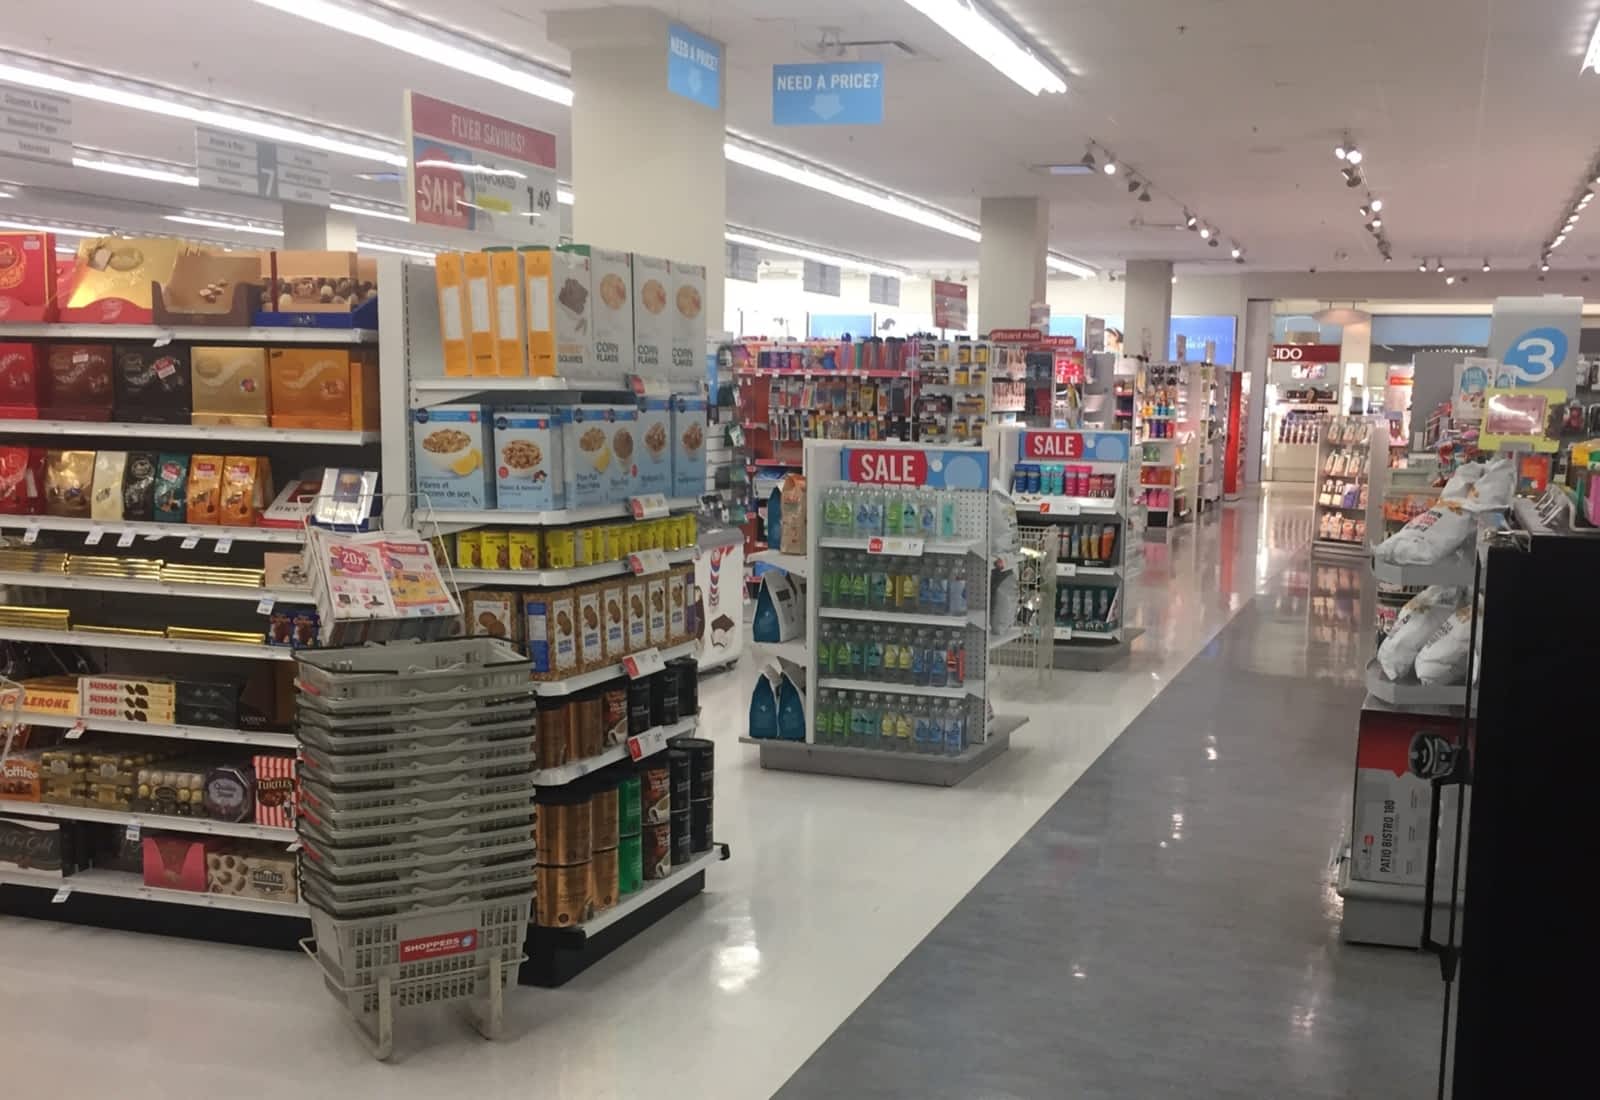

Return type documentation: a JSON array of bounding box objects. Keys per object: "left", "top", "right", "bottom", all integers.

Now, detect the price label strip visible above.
[
  {"left": 622, "top": 647, "right": 666, "bottom": 680},
  {"left": 84, "top": 528, "right": 104, "bottom": 546},
  {"left": 628, "top": 549, "right": 669, "bottom": 575},
  {"left": 629, "top": 494, "right": 671, "bottom": 521},
  {"left": 866, "top": 536, "right": 924, "bottom": 556},
  {"left": 65, "top": 720, "right": 87, "bottom": 741},
  {"left": 181, "top": 536, "right": 200, "bottom": 550}
]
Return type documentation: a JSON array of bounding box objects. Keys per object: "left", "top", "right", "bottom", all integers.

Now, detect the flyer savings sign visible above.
[
  {"left": 842, "top": 447, "right": 990, "bottom": 489},
  {"left": 405, "top": 91, "right": 558, "bottom": 246}
]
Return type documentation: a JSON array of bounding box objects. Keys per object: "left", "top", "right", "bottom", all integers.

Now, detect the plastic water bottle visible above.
[{"left": 943, "top": 700, "right": 966, "bottom": 756}]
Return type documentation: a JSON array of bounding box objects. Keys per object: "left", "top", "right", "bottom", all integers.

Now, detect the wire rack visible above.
[{"left": 989, "top": 524, "right": 1057, "bottom": 679}]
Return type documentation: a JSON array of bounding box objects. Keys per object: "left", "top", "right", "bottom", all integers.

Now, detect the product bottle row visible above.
[
  {"left": 818, "top": 553, "right": 970, "bottom": 616},
  {"left": 812, "top": 690, "right": 971, "bottom": 755},
  {"left": 819, "top": 486, "right": 967, "bottom": 541},
  {"left": 816, "top": 622, "right": 969, "bottom": 687}
]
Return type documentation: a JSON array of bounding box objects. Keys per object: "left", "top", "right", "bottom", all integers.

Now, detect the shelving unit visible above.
[
  {"left": 0, "top": 419, "right": 378, "bottom": 446},
  {"left": 1135, "top": 363, "right": 1190, "bottom": 528},
  {"left": 744, "top": 438, "right": 1026, "bottom": 785},
  {"left": 914, "top": 339, "right": 990, "bottom": 446},
  {"left": 1312, "top": 415, "right": 1388, "bottom": 559}
]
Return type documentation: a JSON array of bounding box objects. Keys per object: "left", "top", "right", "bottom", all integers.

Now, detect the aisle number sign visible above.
[
  {"left": 842, "top": 447, "right": 990, "bottom": 489},
  {"left": 195, "top": 127, "right": 331, "bottom": 205},
  {"left": 1487, "top": 295, "right": 1582, "bottom": 397},
  {"left": 0, "top": 82, "right": 71, "bottom": 164},
  {"left": 772, "top": 62, "right": 885, "bottom": 126},
  {"left": 404, "top": 91, "right": 558, "bottom": 246}
]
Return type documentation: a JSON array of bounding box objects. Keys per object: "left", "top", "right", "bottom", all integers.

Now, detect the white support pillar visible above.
[
  {"left": 550, "top": 8, "right": 727, "bottom": 330},
  {"left": 977, "top": 196, "right": 1047, "bottom": 333},
  {"left": 281, "top": 203, "right": 355, "bottom": 250},
  {"left": 1122, "top": 260, "right": 1173, "bottom": 361}
]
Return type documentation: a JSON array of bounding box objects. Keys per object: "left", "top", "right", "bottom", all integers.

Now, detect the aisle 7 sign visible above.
[
  {"left": 772, "top": 62, "right": 884, "bottom": 126},
  {"left": 404, "top": 91, "right": 558, "bottom": 246},
  {"left": 843, "top": 447, "right": 990, "bottom": 489},
  {"left": 1020, "top": 430, "right": 1130, "bottom": 463},
  {"left": 1487, "top": 295, "right": 1582, "bottom": 397},
  {"left": 195, "top": 127, "right": 331, "bottom": 204}
]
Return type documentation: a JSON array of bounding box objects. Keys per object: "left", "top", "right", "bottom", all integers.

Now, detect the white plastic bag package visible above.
[
  {"left": 1376, "top": 499, "right": 1476, "bottom": 565},
  {"left": 1461, "top": 457, "right": 1515, "bottom": 512},
  {"left": 1414, "top": 605, "right": 1475, "bottom": 685},
  {"left": 1377, "top": 585, "right": 1462, "bottom": 682},
  {"left": 1438, "top": 463, "right": 1486, "bottom": 501}
]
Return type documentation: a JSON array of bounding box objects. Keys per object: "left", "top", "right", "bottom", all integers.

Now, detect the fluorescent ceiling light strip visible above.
[
  {"left": 1046, "top": 253, "right": 1095, "bottom": 278},
  {"left": 164, "top": 214, "right": 283, "bottom": 237},
  {"left": 0, "top": 52, "right": 405, "bottom": 166},
  {"left": 898, "top": 0, "right": 1067, "bottom": 95},
  {"left": 1585, "top": 17, "right": 1600, "bottom": 73},
  {"left": 724, "top": 141, "right": 980, "bottom": 242},
  {"left": 0, "top": 217, "right": 106, "bottom": 238},
  {"left": 724, "top": 229, "right": 911, "bottom": 277},
  {"left": 329, "top": 201, "right": 410, "bottom": 223},
  {"left": 250, "top": 0, "right": 571, "bottom": 106},
  {"left": 357, "top": 239, "right": 436, "bottom": 260},
  {"left": 73, "top": 156, "right": 199, "bottom": 187}
]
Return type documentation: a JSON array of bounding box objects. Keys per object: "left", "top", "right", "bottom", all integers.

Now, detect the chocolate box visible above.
[
  {"left": 0, "top": 816, "right": 76, "bottom": 873},
  {"left": 152, "top": 252, "right": 263, "bottom": 325},
  {"left": 252, "top": 754, "right": 296, "bottom": 827},
  {"left": 208, "top": 844, "right": 298, "bottom": 902},
  {"left": 268, "top": 250, "right": 365, "bottom": 313},
  {"left": 268, "top": 347, "right": 378, "bottom": 430},
  {"left": 0, "top": 232, "right": 58, "bottom": 318},
  {"left": 0, "top": 446, "right": 45, "bottom": 514},
  {"left": 191, "top": 346, "right": 270, "bottom": 426},
  {"left": 142, "top": 834, "right": 217, "bottom": 892},
  {"left": 0, "top": 342, "right": 41, "bottom": 417},
  {"left": 113, "top": 344, "right": 191, "bottom": 423},
  {"left": 42, "top": 344, "right": 114, "bottom": 420},
  {"left": 67, "top": 237, "right": 193, "bottom": 318}
]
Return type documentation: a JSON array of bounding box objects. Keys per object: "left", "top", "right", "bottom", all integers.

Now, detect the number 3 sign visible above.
[
  {"left": 1487, "top": 297, "right": 1581, "bottom": 397},
  {"left": 1498, "top": 327, "right": 1567, "bottom": 386}
]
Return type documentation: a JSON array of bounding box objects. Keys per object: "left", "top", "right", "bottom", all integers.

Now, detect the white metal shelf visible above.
[
  {"left": 0, "top": 323, "right": 375, "bottom": 345},
  {"left": 1364, "top": 659, "right": 1471, "bottom": 709},
  {"left": 530, "top": 640, "right": 699, "bottom": 697},
  {"left": 572, "top": 846, "right": 722, "bottom": 937},
  {"left": 816, "top": 677, "right": 972, "bottom": 699},
  {"left": 749, "top": 549, "right": 808, "bottom": 577},
  {"left": 1054, "top": 625, "right": 1122, "bottom": 642},
  {"left": 0, "top": 867, "right": 309, "bottom": 917},
  {"left": 16, "top": 713, "right": 297, "bottom": 749},
  {"left": 530, "top": 717, "right": 697, "bottom": 787},
  {"left": 816, "top": 537, "right": 976, "bottom": 556},
  {"left": 1371, "top": 552, "right": 1476, "bottom": 588},
  {"left": 0, "top": 798, "right": 297, "bottom": 842},
  {"left": 1013, "top": 496, "right": 1120, "bottom": 517},
  {"left": 424, "top": 498, "right": 702, "bottom": 529},
  {"left": 1056, "top": 563, "right": 1119, "bottom": 577},
  {"left": 0, "top": 419, "right": 378, "bottom": 445},
  {"left": 0, "top": 626, "right": 293, "bottom": 661},
  {"left": 0, "top": 570, "right": 300, "bottom": 604},
  {"left": 449, "top": 548, "right": 694, "bottom": 589},
  {"left": 0, "top": 516, "right": 305, "bottom": 544},
  {"left": 750, "top": 637, "right": 808, "bottom": 665},
  {"left": 819, "top": 606, "right": 975, "bottom": 628}
]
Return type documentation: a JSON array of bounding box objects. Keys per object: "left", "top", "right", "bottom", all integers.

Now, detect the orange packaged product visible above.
[
  {"left": 267, "top": 348, "right": 378, "bottom": 430},
  {"left": 220, "top": 456, "right": 273, "bottom": 526},
  {"left": 186, "top": 454, "right": 225, "bottom": 524}
]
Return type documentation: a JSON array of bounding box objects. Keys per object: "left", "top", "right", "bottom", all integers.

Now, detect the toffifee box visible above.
[
  {"left": 671, "top": 394, "right": 708, "bottom": 498},
  {"left": 670, "top": 261, "right": 706, "bottom": 383},
  {"left": 411, "top": 404, "right": 494, "bottom": 510},
  {"left": 634, "top": 396, "right": 673, "bottom": 496},
  {"left": 631, "top": 253, "right": 671, "bottom": 380},
  {"left": 492, "top": 408, "right": 563, "bottom": 511}
]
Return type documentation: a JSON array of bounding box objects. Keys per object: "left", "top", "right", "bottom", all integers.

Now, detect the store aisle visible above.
[
  {"left": 0, "top": 490, "right": 1321, "bottom": 1099},
  {"left": 774, "top": 552, "right": 1442, "bottom": 1099}
]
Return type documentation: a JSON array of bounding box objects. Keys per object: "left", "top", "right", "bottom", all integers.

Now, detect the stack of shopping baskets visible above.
[{"left": 293, "top": 638, "right": 538, "bottom": 1060}]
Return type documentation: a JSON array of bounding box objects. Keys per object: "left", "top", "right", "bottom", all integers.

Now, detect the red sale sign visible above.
[
  {"left": 1022, "top": 431, "right": 1085, "bottom": 459},
  {"left": 846, "top": 448, "right": 928, "bottom": 486},
  {"left": 932, "top": 280, "right": 969, "bottom": 331}
]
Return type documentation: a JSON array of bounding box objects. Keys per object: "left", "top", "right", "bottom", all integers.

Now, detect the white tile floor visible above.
[{"left": 0, "top": 489, "right": 1312, "bottom": 1097}]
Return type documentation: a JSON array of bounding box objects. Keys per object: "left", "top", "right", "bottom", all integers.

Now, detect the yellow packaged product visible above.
[
  {"left": 479, "top": 530, "right": 510, "bottom": 571},
  {"left": 576, "top": 527, "right": 597, "bottom": 566},
  {"left": 455, "top": 530, "right": 482, "bottom": 569},
  {"left": 544, "top": 529, "right": 576, "bottom": 569},
  {"left": 509, "top": 530, "right": 541, "bottom": 570}
]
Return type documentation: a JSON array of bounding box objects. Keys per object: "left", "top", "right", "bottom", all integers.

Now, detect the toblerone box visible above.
[
  {"left": 487, "top": 248, "right": 526, "bottom": 378},
  {"left": 434, "top": 252, "right": 470, "bottom": 377},
  {"left": 464, "top": 251, "right": 496, "bottom": 376}
]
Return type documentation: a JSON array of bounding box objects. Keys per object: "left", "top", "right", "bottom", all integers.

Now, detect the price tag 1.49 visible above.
[
  {"left": 622, "top": 647, "right": 666, "bottom": 680},
  {"left": 629, "top": 494, "right": 670, "bottom": 521},
  {"left": 628, "top": 549, "right": 669, "bottom": 575}
]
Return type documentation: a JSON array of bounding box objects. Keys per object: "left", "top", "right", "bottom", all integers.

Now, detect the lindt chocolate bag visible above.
[
  {"left": 0, "top": 446, "right": 44, "bottom": 514},
  {"left": 152, "top": 453, "right": 189, "bottom": 522},
  {"left": 44, "top": 450, "right": 95, "bottom": 517},
  {"left": 121, "top": 452, "right": 158, "bottom": 521}
]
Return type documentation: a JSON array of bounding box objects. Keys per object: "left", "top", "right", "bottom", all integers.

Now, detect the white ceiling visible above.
[{"left": 2, "top": 0, "right": 1599, "bottom": 275}]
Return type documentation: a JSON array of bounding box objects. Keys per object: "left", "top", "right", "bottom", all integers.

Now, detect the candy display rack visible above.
[{"left": 1311, "top": 415, "right": 1389, "bottom": 559}]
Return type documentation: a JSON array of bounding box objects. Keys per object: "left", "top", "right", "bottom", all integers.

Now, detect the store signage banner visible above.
[
  {"left": 405, "top": 91, "right": 558, "bottom": 246},
  {"left": 988, "top": 328, "right": 1041, "bottom": 342},
  {"left": 0, "top": 83, "right": 71, "bottom": 164},
  {"left": 802, "top": 260, "right": 841, "bottom": 296},
  {"left": 868, "top": 273, "right": 900, "bottom": 306},
  {"left": 842, "top": 447, "right": 990, "bottom": 489},
  {"left": 772, "top": 62, "right": 884, "bottom": 125},
  {"left": 195, "top": 127, "right": 331, "bottom": 205},
  {"left": 725, "top": 242, "right": 759, "bottom": 282},
  {"left": 932, "top": 280, "right": 969, "bottom": 330},
  {"left": 668, "top": 23, "right": 723, "bottom": 109},
  {"left": 1487, "top": 295, "right": 1582, "bottom": 397},
  {"left": 1020, "top": 430, "right": 1130, "bottom": 463},
  {"left": 1454, "top": 356, "right": 1495, "bottom": 422},
  {"left": 1269, "top": 343, "right": 1341, "bottom": 363}
]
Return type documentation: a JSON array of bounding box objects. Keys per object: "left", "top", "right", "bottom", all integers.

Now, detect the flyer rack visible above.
[{"left": 1312, "top": 415, "right": 1389, "bottom": 559}]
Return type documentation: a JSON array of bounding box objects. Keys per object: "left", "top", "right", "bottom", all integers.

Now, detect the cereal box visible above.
[
  {"left": 671, "top": 261, "right": 707, "bottom": 383},
  {"left": 434, "top": 251, "right": 470, "bottom": 377},
  {"left": 493, "top": 409, "right": 563, "bottom": 511},
  {"left": 563, "top": 404, "right": 620, "bottom": 509},
  {"left": 600, "top": 580, "right": 628, "bottom": 661},
  {"left": 624, "top": 578, "right": 649, "bottom": 653},
  {"left": 671, "top": 394, "right": 708, "bottom": 498},
  {"left": 488, "top": 248, "right": 526, "bottom": 377},
  {"left": 411, "top": 404, "right": 494, "bottom": 510},
  {"left": 576, "top": 584, "right": 605, "bottom": 670},
  {"left": 526, "top": 591, "right": 577, "bottom": 679},
  {"left": 605, "top": 404, "right": 640, "bottom": 503},
  {"left": 580, "top": 246, "right": 632, "bottom": 374},
  {"left": 631, "top": 253, "right": 671, "bottom": 380},
  {"left": 634, "top": 396, "right": 673, "bottom": 496}
]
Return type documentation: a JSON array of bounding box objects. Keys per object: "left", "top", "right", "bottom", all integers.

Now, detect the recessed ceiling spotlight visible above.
[
  {"left": 1418, "top": 261, "right": 1428, "bottom": 272},
  {"left": 1184, "top": 212, "right": 1198, "bottom": 229},
  {"left": 1170, "top": 275, "right": 1178, "bottom": 284},
  {"left": 1583, "top": 192, "right": 1596, "bottom": 207},
  {"left": 1384, "top": 255, "right": 1393, "bottom": 264},
  {"left": 1435, "top": 261, "right": 1446, "bottom": 273},
  {"left": 1541, "top": 261, "right": 1552, "bottom": 272},
  {"left": 1334, "top": 143, "right": 1347, "bottom": 160},
  {"left": 1358, "top": 204, "right": 1371, "bottom": 217},
  {"left": 1198, "top": 225, "right": 1211, "bottom": 239},
  {"left": 1482, "top": 259, "right": 1492, "bottom": 272},
  {"left": 1230, "top": 245, "right": 1242, "bottom": 259},
  {"left": 1445, "top": 275, "right": 1455, "bottom": 285},
  {"left": 1345, "top": 148, "right": 1364, "bottom": 166},
  {"left": 1103, "top": 159, "right": 1119, "bottom": 175},
  {"left": 1207, "top": 235, "right": 1219, "bottom": 248},
  {"left": 1554, "top": 234, "right": 1568, "bottom": 248}
]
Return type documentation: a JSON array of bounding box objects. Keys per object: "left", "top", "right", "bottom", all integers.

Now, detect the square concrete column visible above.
[
  {"left": 977, "top": 197, "right": 1047, "bottom": 333},
  {"left": 1123, "top": 260, "right": 1173, "bottom": 360},
  {"left": 549, "top": 7, "right": 727, "bottom": 328},
  {"left": 281, "top": 202, "right": 355, "bottom": 250}
]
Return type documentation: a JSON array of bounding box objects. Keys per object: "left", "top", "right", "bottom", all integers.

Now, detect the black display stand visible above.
[{"left": 0, "top": 882, "right": 307, "bottom": 949}]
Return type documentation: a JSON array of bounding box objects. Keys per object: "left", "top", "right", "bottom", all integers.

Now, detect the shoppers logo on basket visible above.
[{"left": 399, "top": 931, "right": 478, "bottom": 962}]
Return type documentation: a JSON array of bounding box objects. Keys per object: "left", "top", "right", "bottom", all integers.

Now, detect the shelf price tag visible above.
[
  {"left": 622, "top": 647, "right": 666, "bottom": 680},
  {"left": 65, "top": 720, "right": 87, "bottom": 740},
  {"left": 117, "top": 530, "right": 137, "bottom": 548},
  {"left": 125, "top": 824, "right": 140, "bottom": 842},
  {"left": 257, "top": 597, "right": 275, "bottom": 615},
  {"left": 629, "top": 494, "right": 671, "bottom": 521},
  {"left": 626, "top": 727, "right": 666, "bottom": 763},
  {"left": 180, "top": 536, "right": 200, "bottom": 550},
  {"left": 21, "top": 526, "right": 38, "bottom": 545},
  {"left": 866, "top": 536, "right": 924, "bottom": 556},
  {"left": 1037, "top": 498, "right": 1080, "bottom": 516},
  {"left": 51, "top": 886, "right": 71, "bottom": 904},
  {"left": 214, "top": 536, "right": 233, "bottom": 555},
  {"left": 628, "top": 549, "right": 669, "bottom": 575},
  {"left": 84, "top": 528, "right": 104, "bottom": 546},
  {"left": 1058, "top": 562, "right": 1078, "bottom": 578},
  {"left": 287, "top": 840, "right": 302, "bottom": 853}
]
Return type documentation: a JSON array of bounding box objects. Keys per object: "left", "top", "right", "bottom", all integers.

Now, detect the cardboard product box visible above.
[
  {"left": 0, "top": 342, "right": 41, "bottom": 417},
  {"left": 646, "top": 574, "right": 669, "bottom": 648},
  {"left": 67, "top": 237, "right": 193, "bottom": 316},
  {"left": 488, "top": 247, "right": 526, "bottom": 377},
  {"left": 634, "top": 396, "right": 673, "bottom": 497},
  {"left": 464, "top": 251, "right": 497, "bottom": 377},
  {"left": 42, "top": 344, "right": 114, "bottom": 420},
  {"left": 0, "top": 232, "right": 57, "bottom": 315},
  {"left": 604, "top": 404, "right": 640, "bottom": 503},
  {"left": 18, "top": 675, "right": 79, "bottom": 718},
  {"left": 262, "top": 549, "right": 311, "bottom": 592},
  {"left": 1350, "top": 707, "right": 1471, "bottom": 888},
  {"left": 576, "top": 584, "right": 605, "bottom": 670},
  {"left": 508, "top": 530, "right": 540, "bottom": 570},
  {"left": 0, "top": 751, "right": 44, "bottom": 801},
  {"left": 562, "top": 404, "right": 621, "bottom": 509},
  {"left": 142, "top": 834, "right": 218, "bottom": 892},
  {"left": 582, "top": 246, "right": 632, "bottom": 374},
  {"left": 464, "top": 590, "right": 522, "bottom": 642},
  {"left": 0, "top": 446, "right": 45, "bottom": 514},
  {"left": 0, "top": 816, "right": 75, "bottom": 874},
  {"left": 667, "top": 566, "right": 690, "bottom": 644},
  {"left": 492, "top": 409, "right": 563, "bottom": 511},
  {"left": 267, "top": 347, "right": 378, "bottom": 430},
  {"left": 551, "top": 247, "right": 595, "bottom": 377},
  {"left": 411, "top": 404, "right": 494, "bottom": 510},
  {"left": 191, "top": 345, "right": 270, "bottom": 426},
  {"left": 252, "top": 755, "right": 296, "bottom": 827},
  {"left": 208, "top": 844, "right": 298, "bottom": 902},
  {"left": 670, "top": 261, "right": 707, "bottom": 383},
  {"left": 435, "top": 252, "right": 470, "bottom": 377},
  {"left": 113, "top": 345, "right": 191, "bottom": 424},
  {"left": 268, "top": 250, "right": 362, "bottom": 313},
  {"left": 624, "top": 578, "right": 649, "bottom": 654},
  {"left": 671, "top": 394, "right": 708, "bottom": 498},
  {"left": 526, "top": 590, "right": 578, "bottom": 680},
  {"left": 600, "top": 580, "right": 628, "bottom": 662},
  {"left": 630, "top": 253, "right": 672, "bottom": 379},
  {"left": 153, "top": 252, "right": 263, "bottom": 324}
]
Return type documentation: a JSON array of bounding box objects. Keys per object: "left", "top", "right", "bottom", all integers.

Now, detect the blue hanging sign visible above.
[
  {"left": 668, "top": 24, "right": 722, "bottom": 109},
  {"left": 772, "top": 62, "right": 885, "bottom": 126}
]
